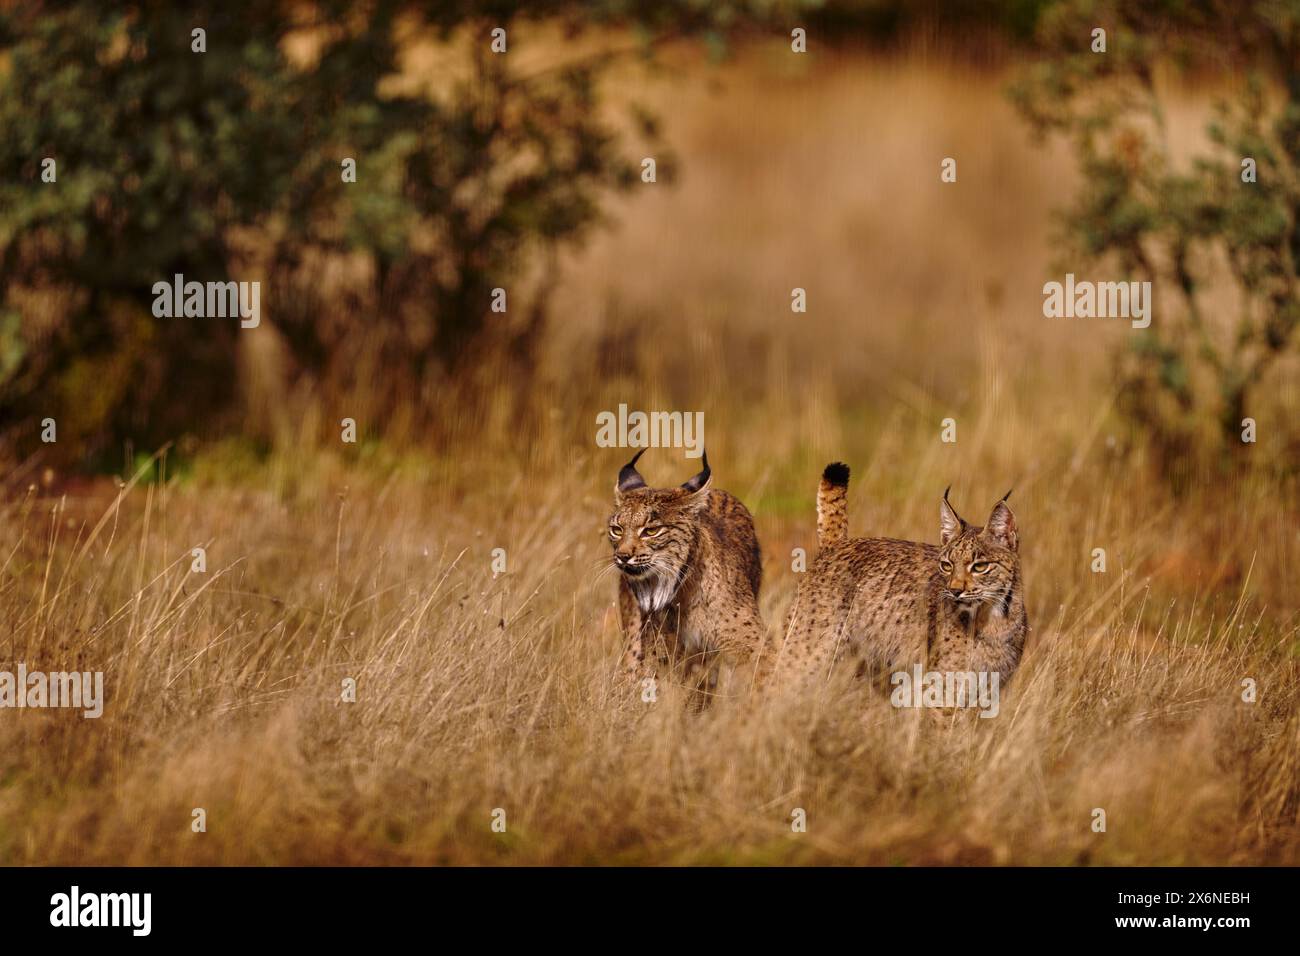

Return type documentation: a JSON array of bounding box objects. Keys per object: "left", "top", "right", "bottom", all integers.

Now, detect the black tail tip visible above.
[{"left": 822, "top": 462, "right": 850, "bottom": 487}]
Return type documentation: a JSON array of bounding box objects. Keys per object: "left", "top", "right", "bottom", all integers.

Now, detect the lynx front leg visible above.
[
  {"left": 618, "top": 582, "right": 678, "bottom": 681},
  {"left": 617, "top": 579, "right": 652, "bottom": 681},
  {"left": 620, "top": 632, "right": 651, "bottom": 680}
]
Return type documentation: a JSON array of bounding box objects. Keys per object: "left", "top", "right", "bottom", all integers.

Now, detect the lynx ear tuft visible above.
[
  {"left": 615, "top": 448, "right": 648, "bottom": 499},
  {"left": 986, "top": 496, "right": 1018, "bottom": 551},
  {"left": 680, "top": 448, "right": 711, "bottom": 494},
  {"left": 940, "top": 486, "right": 966, "bottom": 545}
]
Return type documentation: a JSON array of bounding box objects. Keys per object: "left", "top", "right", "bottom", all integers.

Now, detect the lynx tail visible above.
[{"left": 817, "top": 462, "right": 850, "bottom": 549}]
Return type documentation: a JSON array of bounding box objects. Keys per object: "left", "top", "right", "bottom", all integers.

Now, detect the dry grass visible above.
[
  {"left": 1, "top": 427, "right": 1295, "bottom": 866},
  {"left": 1, "top": 47, "right": 1297, "bottom": 865}
]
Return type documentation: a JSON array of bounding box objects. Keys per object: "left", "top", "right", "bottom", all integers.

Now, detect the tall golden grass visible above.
[{"left": 1, "top": 47, "right": 1296, "bottom": 864}]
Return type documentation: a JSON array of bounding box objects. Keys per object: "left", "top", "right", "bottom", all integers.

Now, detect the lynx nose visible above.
[{"left": 947, "top": 586, "right": 965, "bottom": 597}]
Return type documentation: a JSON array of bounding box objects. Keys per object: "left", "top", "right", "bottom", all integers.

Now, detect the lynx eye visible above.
[
  {"left": 971, "top": 561, "right": 992, "bottom": 574},
  {"left": 939, "top": 559, "right": 953, "bottom": 574},
  {"left": 641, "top": 525, "right": 665, "bottom": 538},
  {"left": 609, "top": 524, "right": 623, "bottom": 539}
]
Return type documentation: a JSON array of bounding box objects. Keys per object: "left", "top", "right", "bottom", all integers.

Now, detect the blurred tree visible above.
[
  {"left": 1011, "top": 0, "right": 1300, "bottom": 487},
  {"left": 0, "top": 1, "right": 806, "bottom": 468}
]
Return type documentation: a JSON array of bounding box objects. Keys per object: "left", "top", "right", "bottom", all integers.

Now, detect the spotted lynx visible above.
[
  {"left": 776, "top": 463, "right": 1028, "bottom": 698},
  {"left": 607, "top": 450, "right": 764, "bottom": 703}
]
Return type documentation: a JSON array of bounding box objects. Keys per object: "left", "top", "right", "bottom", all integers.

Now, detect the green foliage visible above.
[
  {"left": 0, "top": 1, "right": 806, "bottom": 467},
  {"left": 1010, "top": 0, "right": 1300, "bottom": 485}
]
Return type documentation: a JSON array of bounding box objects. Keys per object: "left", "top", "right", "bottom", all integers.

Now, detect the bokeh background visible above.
[{"left": 0, "top": 1, "right": 1296, "bottom": 864}]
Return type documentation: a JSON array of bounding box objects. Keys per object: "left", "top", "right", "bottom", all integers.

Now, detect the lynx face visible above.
[
  {"left": 608, "top": 490, "right": 703, "bottom": 580},
  {"left": 938, "top": 489, "right": 1019, "bottom": 615},
  {"left": 608, "top": 449, "right": 712, "bottom": 613}
]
